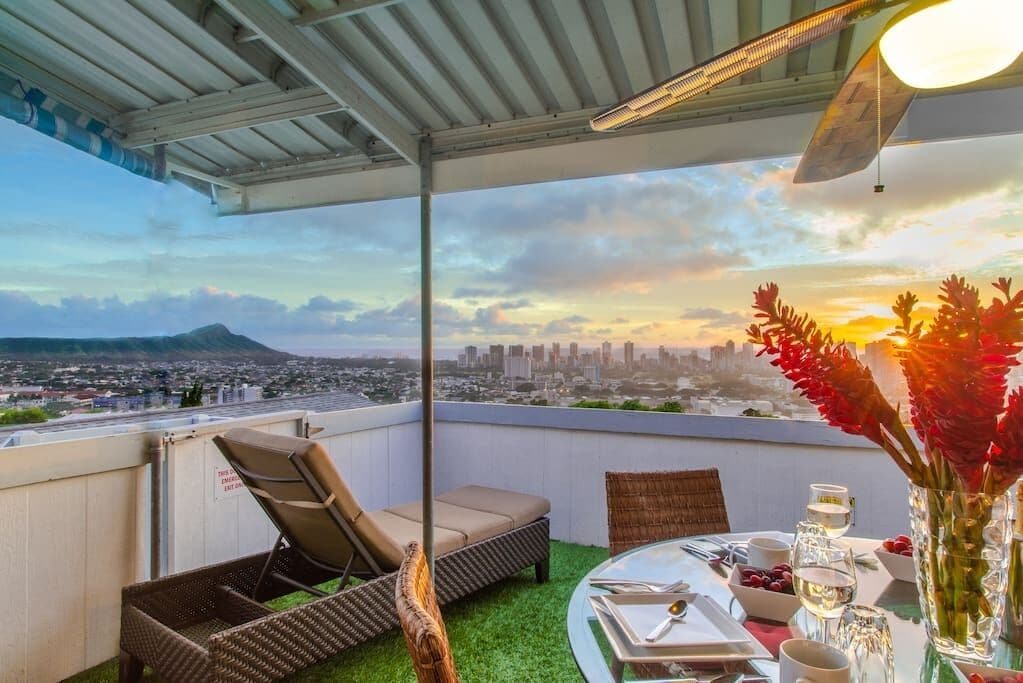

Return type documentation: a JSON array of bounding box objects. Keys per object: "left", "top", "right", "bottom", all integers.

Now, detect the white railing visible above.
[{"left": 0, "top": 400, "right": 905, "bottom": 681}]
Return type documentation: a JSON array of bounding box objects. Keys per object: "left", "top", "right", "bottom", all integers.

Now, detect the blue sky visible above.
[{"left": 2, "top": 117, "right": 1022, "bottom": 355}]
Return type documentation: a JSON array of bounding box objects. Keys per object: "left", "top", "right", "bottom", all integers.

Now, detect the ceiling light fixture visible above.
[{"left": 879, "top": 0, "right": 1023, "bottom": 89}]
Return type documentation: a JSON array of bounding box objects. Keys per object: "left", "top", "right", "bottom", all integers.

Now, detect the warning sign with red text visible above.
[{"left": 213, "top": 464, "right": 246, "bottom": 501}]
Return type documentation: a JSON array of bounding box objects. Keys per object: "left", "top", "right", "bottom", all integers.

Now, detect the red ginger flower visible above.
[
  {"left": 893, "top": 276, "right": 1023, "bottom": 492},
  {"left": 748, "top": 283, "right": 922, "bottom": 481},
  {"left": 989, "top": 389, "right": 1023, "bottom": 492}
]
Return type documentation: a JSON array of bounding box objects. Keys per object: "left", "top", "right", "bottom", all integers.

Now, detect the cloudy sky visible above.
[{"left": 1, "top": 117, "right": 1021, "bottom": 356}]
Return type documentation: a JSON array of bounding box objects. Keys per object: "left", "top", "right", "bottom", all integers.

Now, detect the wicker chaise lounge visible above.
[{"left": 118, "top": 428, "right": 551, "bottom": 682}]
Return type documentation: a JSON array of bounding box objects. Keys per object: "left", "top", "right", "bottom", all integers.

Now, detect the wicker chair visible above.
[
  {"left": 606, "top": 469, "right": 731, "bottom": 556},
  {"left": 397, "top": 542, "right": 460, "bottom": 683}
]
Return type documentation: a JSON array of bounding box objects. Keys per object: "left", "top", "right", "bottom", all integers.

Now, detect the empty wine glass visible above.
[
  {"left": 834, "top": 605, "right": 894, "bottom": 683},
  {"left": 792, "top": 535, "right": 857, "bottom": 643},
  {"left": 806, "top": 483, "right": 852, "bottom": 538},
  {"left": 795, "top": 520, "right": 827, "bottom": 541}
]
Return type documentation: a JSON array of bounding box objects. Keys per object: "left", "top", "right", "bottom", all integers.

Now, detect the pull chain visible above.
[{"left": 874, "top": 54, "right": 885, "bottom": 193}]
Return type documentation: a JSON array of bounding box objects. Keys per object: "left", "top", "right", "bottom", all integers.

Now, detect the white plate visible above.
[
  {"left": 951, "top": 661, "right": 1023, "bottom": 682},
  {"left": 589, "top": 594, "right": 774, "bottom": 664},
  {"left": 602, "top": 593, "right": 749, "bottom": 648}
]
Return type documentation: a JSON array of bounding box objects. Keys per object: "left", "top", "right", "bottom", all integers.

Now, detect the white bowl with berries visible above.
[
  {"left": 952, "top": 661, "right": 1023, "bottom": 683},
  {"left": 874, "top": 534, "right": 917, "bottom": 583},
  {"left": 727, "top": 563, "right": 802, "bottom": 623}
]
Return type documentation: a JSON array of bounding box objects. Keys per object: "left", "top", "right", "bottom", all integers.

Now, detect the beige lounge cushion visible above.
[
  {"left": 387, "top": 500, "right": 513, "bottom": 544},
  {"left": 370, "top": 511, "right": 465, "bottom": 566},
  {"left": 436, "top": 486, "right": 550, "bottom": 528},
  {"left": 215, "top": 428, "right": 411, "bottom": 571}
]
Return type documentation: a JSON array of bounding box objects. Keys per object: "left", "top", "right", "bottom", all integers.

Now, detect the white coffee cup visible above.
[
  {"left": 779, "top": 639, "right": 850, "bottom": 683},
  {"left": 747, "top": 536, "right": 792, "bottom": 569}
]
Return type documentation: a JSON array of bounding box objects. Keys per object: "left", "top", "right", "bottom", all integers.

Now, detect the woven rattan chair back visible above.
[
  {"left": 606, "top": 469, "right": 731, "bottom": 556},
  {"left": 396, "top": 542, "right": 460, "bottom": 683}
]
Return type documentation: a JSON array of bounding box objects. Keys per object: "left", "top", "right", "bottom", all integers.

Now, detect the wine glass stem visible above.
[{"left": 819, "top": 615, "right": 830, "bottom": 643}]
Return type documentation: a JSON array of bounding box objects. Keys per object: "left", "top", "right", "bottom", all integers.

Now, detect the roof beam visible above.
[
  {"left": 112, "top": 83, "right": 344, "bottom": 147},
  {"left": 235, "top": 0, "right": 404, "bottom": 43},
  {"left": 216, "top": 0, "right": 418, "bottom": 165},
  {"left": 167, "top": 160, "right": 244, "bottom": 190}
]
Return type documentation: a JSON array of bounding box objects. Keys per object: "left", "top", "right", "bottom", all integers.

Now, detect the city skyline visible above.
[{"left": 2, "top": 117, "right": 1022, "bottom": 353}]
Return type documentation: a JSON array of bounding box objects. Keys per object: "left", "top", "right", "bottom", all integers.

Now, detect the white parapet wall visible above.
[
  {"left": 0, "top": 399, "right": 912, "bottom": 681},
  {"left": 0, "top": 431, "right": 150, "bottom": 682},
  {"left": 433, "top": 403, "right": 910, "bottom": 547}
]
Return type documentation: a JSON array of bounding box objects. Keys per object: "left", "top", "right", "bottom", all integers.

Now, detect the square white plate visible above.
[
  {"left": 589, "top": 593, "right": 774, "bottom": 664},
  {"left": 602, "top": 593, "right": 748, "bottom": 648},
  {"left": 952, "top": 661, "right": 1023, "bottom": 682}
]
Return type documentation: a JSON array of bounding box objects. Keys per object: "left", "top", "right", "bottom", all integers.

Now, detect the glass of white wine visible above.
[
  {"left": 806, "top": 483, "right": 852, "bottom": 538},
  {"left": 792, "top": 536, "right": 857, "bottom": 644}
]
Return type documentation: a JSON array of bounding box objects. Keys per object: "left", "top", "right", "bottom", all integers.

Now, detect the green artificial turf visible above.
[{"left": 68, "top": 540, "right": 607, "bottom": 683}]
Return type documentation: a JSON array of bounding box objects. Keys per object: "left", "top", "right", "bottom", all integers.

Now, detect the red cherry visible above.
[
  {"left": 1015, "top": 673, "right": 1023, "bottom": 683},
  {"left": 893, "top": 541, "right": 908, "bottom": 553},
  {"left": 882, "top": 540, "right": 896, "bottom": 553},
  {"left": 782, "top": 571, "right": 793, "bottom": 582},
  {"left": 895, "top": 534, "right": 912, "bottom": 545},
  {"left": 768, "top": 581, "right": 783, "bottom": 592},
  {"left": 749, "top": 574, "right": 764, "bottom": 588},
  {"left": 968, "top": 674, "right": 985, "bottom": 683},
  {"left": 900, "top": 550, "right": 913, "bottom": 557}
]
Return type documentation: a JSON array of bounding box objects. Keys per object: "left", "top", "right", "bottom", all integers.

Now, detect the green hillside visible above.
[{"left": 0, "top": 324, "right": 292, "bottom": 361}]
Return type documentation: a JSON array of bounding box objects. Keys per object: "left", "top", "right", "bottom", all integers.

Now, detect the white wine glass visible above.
[
  {"left": 806, "top": 483, "right": 852, "bottom": 538},
  {"left": 792, "top": 536, "right": 857, "bottom": 644}
]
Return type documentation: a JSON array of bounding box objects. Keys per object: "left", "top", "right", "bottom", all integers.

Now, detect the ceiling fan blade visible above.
[
  {"left": 590, "top": 0, "right": 887, "bottom": 132},
  {"left": 793, "top": 42, "right": 916, "bottom": 183}
]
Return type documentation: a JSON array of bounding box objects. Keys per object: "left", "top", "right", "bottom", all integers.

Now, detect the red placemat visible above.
[{"left": 743, "top": 619, "right": 796, "bottom": 657}]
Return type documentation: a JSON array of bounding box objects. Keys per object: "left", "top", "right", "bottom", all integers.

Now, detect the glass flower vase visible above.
[
  {"left": 1004, "top": 485, "right": 1023, "bottom": 647},
  {"left": 909, "top": 483, "right": 1012, "bottom": 661}
]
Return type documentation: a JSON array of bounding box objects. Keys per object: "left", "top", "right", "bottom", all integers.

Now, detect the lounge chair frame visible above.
[
  {"left": 219, "top": 444, "right": 385, "bottom": 600},
  {"left": 119, "top": 518, "right": 549, "bottom": 682}
]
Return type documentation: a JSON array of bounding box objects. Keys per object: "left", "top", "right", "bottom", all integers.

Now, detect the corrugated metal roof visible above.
[{"left": 1, "top": 0, "right": 1021, "bottom": 212}]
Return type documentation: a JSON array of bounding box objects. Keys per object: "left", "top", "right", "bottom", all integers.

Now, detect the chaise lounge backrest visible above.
[{"left": 213, "top": 428, "right": 407, "bottom": 573}]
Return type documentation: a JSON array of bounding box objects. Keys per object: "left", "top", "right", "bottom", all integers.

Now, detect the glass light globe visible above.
[{"left": 879, "top": 0, "right": 1023, "bottom": 89}]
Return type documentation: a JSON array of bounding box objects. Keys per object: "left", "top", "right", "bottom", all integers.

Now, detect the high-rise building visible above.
[
  {"left": 624, "top": 341, "right": 634, "bottom": 368},
  {"left": 569, "top": 342, "right": 578, "bottom": 360},
  {"left": 551, "top": 342, "right": 561, "bottom": 367},
  {"left": 864, "top": 339, "right": 911, "bottom": 420},
  {"left": 583, "top": 365, "right": 600, "bottom": 382},
  {"left": 503, "top": 356, "right": 531, "bottom": 379},
  {"left": 508, "top": 344, "right": 524, "bottom": 357},
  {"left": 740, "top": 342, "right": 755, "bottom": 369},
  {"left": 843, "top": 341, "right": 858, "bottom": 359},
  {"left": 531, "top": 344, "right": 544, "bottom": 370},
  {"left": 602, "top": 341, "right": 612, "bottom": 367},
  {"left": 464, "top": 345, "right": 478, "bottom": 368},
  {"left": 489, "top": 344, "right": 504, "bottom": 370}
]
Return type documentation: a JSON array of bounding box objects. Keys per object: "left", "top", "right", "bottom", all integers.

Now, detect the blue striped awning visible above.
[{"left": 0, "top": 71, "right": 165, "bottom": 181}]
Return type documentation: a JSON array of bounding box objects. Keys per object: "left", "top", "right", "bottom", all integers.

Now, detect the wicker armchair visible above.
[
  {"left": 606, "top": 469, "right": 731, "bottom": 556},
  {"left": 396, "top": 542, "right": 459, "bottom": 683}
]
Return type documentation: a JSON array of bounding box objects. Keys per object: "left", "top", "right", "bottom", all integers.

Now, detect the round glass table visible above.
[{"left": 567, "top": 531, "right": 1023, "bottom": 682}]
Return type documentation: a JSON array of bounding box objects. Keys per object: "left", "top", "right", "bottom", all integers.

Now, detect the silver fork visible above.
[{"left": 588, "top": 577, "right": 691, "bottom": 593}]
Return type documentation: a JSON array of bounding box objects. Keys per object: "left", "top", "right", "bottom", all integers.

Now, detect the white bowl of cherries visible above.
[
  {"left": 874, "top": 534, "right": 917, "bottom": 583},
  {"left": 728, "top": 563, "right": 802, "bottom": 623}
]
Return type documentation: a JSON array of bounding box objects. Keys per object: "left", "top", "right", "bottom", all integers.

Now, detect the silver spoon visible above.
[{"left": 644, "top": 598, "right": 689, "bottom": 641}]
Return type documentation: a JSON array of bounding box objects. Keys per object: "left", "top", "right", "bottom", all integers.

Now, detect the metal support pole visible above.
[
  {"left": 419, "top": 136, "right": 435, "bottom": 576},
  {"left": 148, "top": 438, "right": 164, "bottom": 579}
]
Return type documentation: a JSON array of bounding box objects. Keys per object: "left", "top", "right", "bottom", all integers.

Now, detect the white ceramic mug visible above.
[
  {"left": 779, "top": 639, "right": 851, "bottom": 683},
  {"left": 747, "top": 537, "right": 792, "bottom": 569}
]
